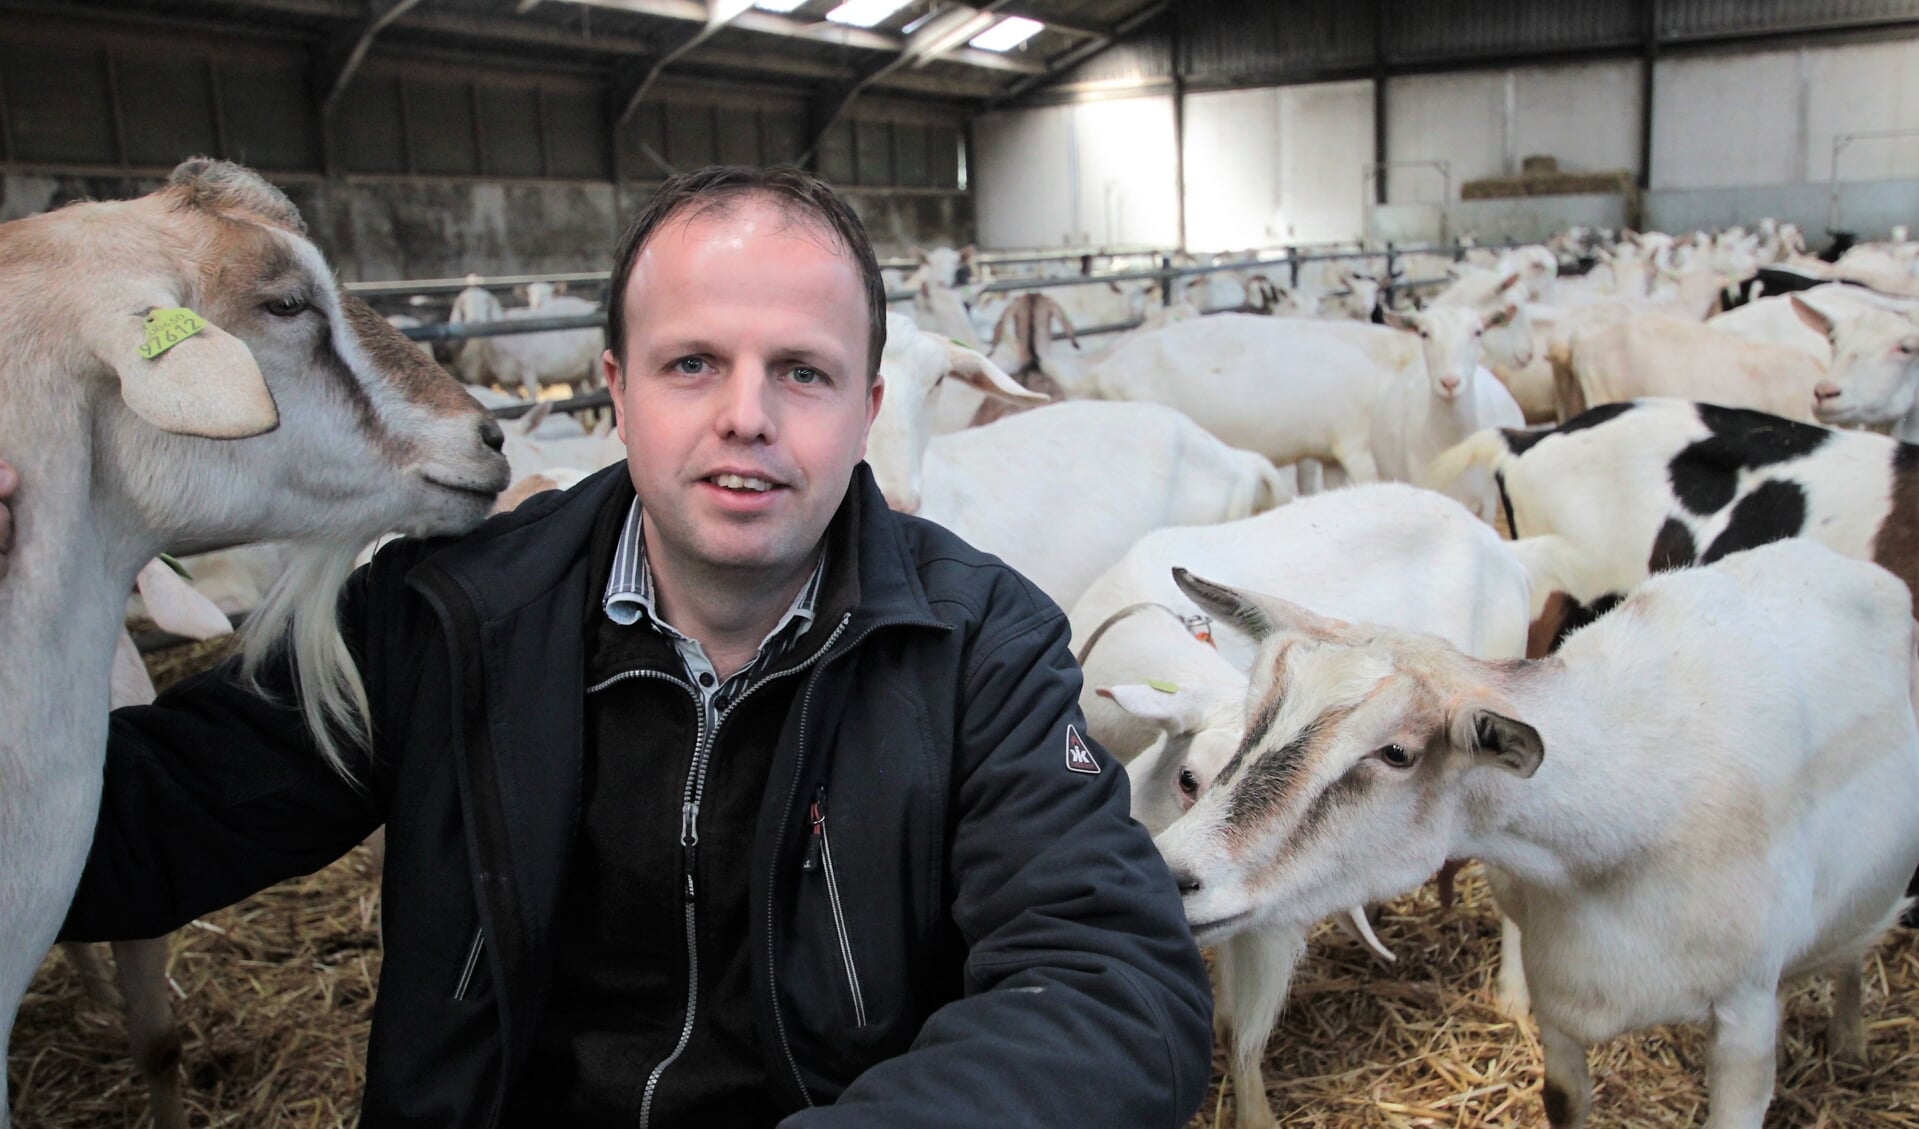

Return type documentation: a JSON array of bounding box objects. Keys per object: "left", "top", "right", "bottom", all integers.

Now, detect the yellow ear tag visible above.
[
  {"left": 138, "top": 308, "right": 210, "bottom": 361},
  {"left": 1146, "top": 679, "right": 1179, "bottom": 694}
]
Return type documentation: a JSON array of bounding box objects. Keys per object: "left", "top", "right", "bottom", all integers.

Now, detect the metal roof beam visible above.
[
  {"left": 548, "top": 0, "right": 1044, "bottom": 74},
  {"left": 321, "top": 0, "right": 425, "bottom": 114},
  {"left": 986, "top": 0, "right": 1166, "bottom": 106}
]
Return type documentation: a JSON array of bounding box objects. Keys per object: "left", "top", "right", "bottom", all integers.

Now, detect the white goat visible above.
[
  {"left": 868, "top": 314, "right": 1290, "bottom": 610},
  {"left": 1157, "top": 540, "right": 1919, "bottom": 1129},
  {"left": 1038, "top": 312, "right": 1395, "bottom": 485},
  {"left": 0, "top": 159, "right": 508, "bottom": 1124},
  {"left": 1067, "top": 486, "right": 1587, "bottom": 1129},
  {"left": 1373, "top": 305, "right": 1528, "bottom": 521},
  {"left": 449, "top": 283, "right": 603, "bottom": 402}
]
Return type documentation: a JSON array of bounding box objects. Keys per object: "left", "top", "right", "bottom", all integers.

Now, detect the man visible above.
[{"left": 16, "top": 166, "right": 1213, "bottom": 1125}]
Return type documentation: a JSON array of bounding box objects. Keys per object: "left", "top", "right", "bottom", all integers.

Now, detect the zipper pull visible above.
[
  {"left": 803, "top": 786, "right": 825, "bottom": 872},
  {"left": 680, "top": 799, "right": 700, "bottom": 848}
]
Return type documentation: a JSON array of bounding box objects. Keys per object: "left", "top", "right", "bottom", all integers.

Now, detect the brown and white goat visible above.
[{"left": 0, "top": 158, "right": 507, "bottom": 1125}]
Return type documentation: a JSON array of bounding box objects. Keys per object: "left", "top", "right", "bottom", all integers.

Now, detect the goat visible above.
[
  {"left": 0, "top": 158, "right": 508, "bottom": 1124},
  {"left": 1158, "top": 540, "right": 1919, "bottom": 1129}
]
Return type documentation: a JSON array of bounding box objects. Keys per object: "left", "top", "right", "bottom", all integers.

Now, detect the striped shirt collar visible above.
[{"left": 602, "top": 497, "right": 824, "bottom": 655}]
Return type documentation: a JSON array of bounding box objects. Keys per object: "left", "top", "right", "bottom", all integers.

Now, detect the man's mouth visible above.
[{"left": 706, "top": 473, "right": 778, "bottom": 493}]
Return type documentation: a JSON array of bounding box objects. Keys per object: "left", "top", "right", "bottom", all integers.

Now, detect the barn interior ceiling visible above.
[{"left": 4, "top": 0, "right": 1170, "bottom": 106}]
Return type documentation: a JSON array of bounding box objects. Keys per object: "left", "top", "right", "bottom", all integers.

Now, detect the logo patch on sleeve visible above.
[{"left": 1064, "top": 724, "right": 1101, "bottom": 774}]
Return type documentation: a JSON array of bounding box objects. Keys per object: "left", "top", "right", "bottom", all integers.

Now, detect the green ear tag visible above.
[
  {"left": 1146, "top": 679, "right": 1179, "bottom": 694},
  {"left": 139, "top": 308, "right": 210, "bottom": 360}
]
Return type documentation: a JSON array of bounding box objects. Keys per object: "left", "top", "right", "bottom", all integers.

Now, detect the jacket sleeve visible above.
[
  {"left": 784, "top": 586, "right": 1215, "bottom": 1128},
  {"left": 59, "top": 552, "right": 402, "bottom": 942}
]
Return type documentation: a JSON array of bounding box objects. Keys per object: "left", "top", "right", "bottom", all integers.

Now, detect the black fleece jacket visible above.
[{"left": 63, "top": 462, "right": 1214, "bottom": 1128}]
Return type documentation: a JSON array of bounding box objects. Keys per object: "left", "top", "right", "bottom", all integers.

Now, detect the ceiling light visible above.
[
  {"left": 752, "top": 0, "right": 808, "bottom": 11},
  {"left": 711, "top": 0, "right": 757, "bottom": 19},
  {"left": 969, "top": 14, "right": 1042, "bottom": 51},
  {"left": 825, "top": 0, "right": 912, "bottom": 27}
]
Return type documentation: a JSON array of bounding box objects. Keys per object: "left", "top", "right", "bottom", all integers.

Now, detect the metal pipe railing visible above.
[
  {"left": 400, "top": 313, "right": 604, "bottom": 343},
  {"left": 387, "top": 240, "right": 1537, "bottom": 344}
]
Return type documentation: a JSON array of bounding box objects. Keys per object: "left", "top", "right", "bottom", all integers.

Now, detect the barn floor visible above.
[{"left": 10, "top": 853, "right": 1919, "bottom": 1128}]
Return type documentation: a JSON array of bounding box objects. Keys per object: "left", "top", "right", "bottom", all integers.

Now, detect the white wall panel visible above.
[
  {"left": 973, "top": 104, "right": 1076, "bottom": 249},
  {"left": 1511, "top": 59, "right": 1640, "bottom": 173},
  {"left": 1652, "top": 51, "right": 1799, "bottom": 188},
  {"left": 1182, "top": 80, "right": 1371, "bottom": 250},
  {"left": 1275, "top": 81, "right": 1373, "bottom": 244},
  {"left": 1072, "top": 96, "right": 1180, "bottom": 247},
  {"left": 1386, "top": 72, "right": 1504, "bottom": 202},
  {"left": 1803, "top": 39, "right": 1919, "bottom": 182},
  {"left": 1182, "top": 88, "right": 1280, "bottom": 251},
  {"left": 972, "top": 96, "right": 1175, "bottom": 249}
]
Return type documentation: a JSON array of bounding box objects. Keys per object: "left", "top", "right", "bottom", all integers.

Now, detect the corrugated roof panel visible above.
[
  {"left": 1661, "top": 0, "right": 1919, "bottom": 39},
  {"left": 1384, "top": 0, "right": 1638, "bottom": 63},
  {"left": 1178, "top": 0, "right": 1372, "bottom": 84}
]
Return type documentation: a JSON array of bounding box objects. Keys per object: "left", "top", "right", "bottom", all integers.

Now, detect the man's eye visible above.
[
  {"left": 790, "top": 366, "right": 826, "bottom": 385},
  {"left": 675, "top": 357, "right": 707, "bottom": 375}
]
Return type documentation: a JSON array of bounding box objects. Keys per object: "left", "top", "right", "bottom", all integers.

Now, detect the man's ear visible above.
[{"left": 602, "top": 349, "right": 627, "bottom": 443}]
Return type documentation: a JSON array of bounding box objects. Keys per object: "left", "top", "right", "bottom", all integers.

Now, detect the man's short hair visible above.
[{"left": 606, "top": 166, "right": 888, "bottom": 381}]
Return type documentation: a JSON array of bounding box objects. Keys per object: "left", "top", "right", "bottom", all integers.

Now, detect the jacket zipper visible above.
[
  {"left": 586, "top": 667, "right": 702, "bottom": 1129},
  {"left": 589, "top": 631, "right": 846, "bottom": 1128},
  {"left": 768, "top": 613, "right": 938, "bottom": 1108},
  {"left": 453, "top": 928, "right": 486, "bottom": 1002},
  {"left": 808, "top": 787, "right": 868, "bottom": 1027}
]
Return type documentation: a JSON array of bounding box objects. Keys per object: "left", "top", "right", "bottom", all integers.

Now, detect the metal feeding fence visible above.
[{"left": 350, "top": 238, "right": 1544, "bottom": 419}]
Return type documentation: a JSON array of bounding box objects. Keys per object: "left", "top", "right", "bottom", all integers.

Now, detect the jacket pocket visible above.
[
  {"left": 452, "top": 927, "right": 486, "bottom": 1002},
  {"left": 806, "top": 787, "right": 869, "bottom": 1028}
]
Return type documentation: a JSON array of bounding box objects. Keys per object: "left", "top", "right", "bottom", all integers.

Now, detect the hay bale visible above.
[{"left": 1461, "top": 169, "right": 1635, "bottom": 200}]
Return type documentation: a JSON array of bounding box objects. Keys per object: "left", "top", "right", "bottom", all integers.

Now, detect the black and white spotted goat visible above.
[{"left": 1426, "top": 397, "right": 1919, "bottom": 652}]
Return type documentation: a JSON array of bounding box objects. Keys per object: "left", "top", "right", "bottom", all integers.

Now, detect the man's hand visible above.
[{"left": 0, "top": 459, "right": 16, "bottom": 579}]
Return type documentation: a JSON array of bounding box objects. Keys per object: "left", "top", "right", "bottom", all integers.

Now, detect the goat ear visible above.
[
  {"left": 1456, "top": 704, "right": 1544, "bottom": 778},
  {"left": 518, "top": 400, "right": 553, "bottom": 434},
  {"left": 945, "top": 343, "right": 1048, "bottom": 405},
  {"left": 1791, "top": 295, "right": 1838, "bottom": 342},
  {"left": 97, "top": 304, "right": 279, "bottom": 439},
  {"left": 1097, "top": 684, "right": 1204, "bottom": 734},
  {"left": 134, "top": 557, "right": 234, "bottom": 641},
  {"left": 110, "top": 628, "right": 159, "bottom": 709},
  {"left": 1381, "top": 309, "right": 1417, "bottom": 332},
  {"left": 1171, "top": 568, "right": 1343, "bottom": 642}
]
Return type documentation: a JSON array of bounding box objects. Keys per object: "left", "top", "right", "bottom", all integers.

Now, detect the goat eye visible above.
[
  {"left": 1177, "top": 767, "right": 1200, "bottom": 797},
  {"left": 265, "top": 295, "right": 308, "bottom": 318},
  {"left": 1377, "top": 744, "right": 1415, "bottom": 768}
]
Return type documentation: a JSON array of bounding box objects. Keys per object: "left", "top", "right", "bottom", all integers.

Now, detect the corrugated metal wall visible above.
[
  {"left": 1384, "top": 0, "right": 1639, "bottom": 63},
  {"left": 1059, "top": 0, "right": 1919, "bottom": 92},
  {"left": 1662, "top": 0, "right": 1919, "bottom": 40}
]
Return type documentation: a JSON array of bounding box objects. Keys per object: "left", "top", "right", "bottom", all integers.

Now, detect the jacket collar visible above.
[{"left": 412, "top": 460, "right": 942, "bottom": 636}]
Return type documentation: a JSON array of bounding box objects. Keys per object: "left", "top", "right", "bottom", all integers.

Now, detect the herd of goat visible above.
[{"left": 7, "top": 158, "right": 1919, "bottom": 1129}]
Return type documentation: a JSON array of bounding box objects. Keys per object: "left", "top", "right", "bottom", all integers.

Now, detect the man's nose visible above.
[{"left": 716, "top": 368, "right": 777, "bottom": 440}]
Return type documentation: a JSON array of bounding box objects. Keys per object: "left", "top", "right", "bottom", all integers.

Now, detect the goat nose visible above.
[
  {"left": 1440, "top": 376, "right": 1461, "bottom": 394},
  {"left": 1813, "top": 382, "right": 1842, "bottom": 403},
  {"left": 478, "top": 414, "right": 505, "bottom": 451},
  {"left": 1174, "top": 872, "right": 1202, "bottom": 897}
]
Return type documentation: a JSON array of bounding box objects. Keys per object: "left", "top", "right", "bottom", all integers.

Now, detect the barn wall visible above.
[
  {"left": 978, "top": 19, "right": 1919, "bottom": 247},
  {"left": 1180, "top": 80, "right": 1372, "bottom": 250},
  {"left": 0, "top": 11, "right": 976, "bottom": 277},
  {"left": 973, "top": 94, "right": 1178, "bottom": 249}
]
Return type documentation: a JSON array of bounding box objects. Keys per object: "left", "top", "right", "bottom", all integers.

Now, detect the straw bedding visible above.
[{"left": 10, "top": 646, "right": 1919, "bottom": 1127}]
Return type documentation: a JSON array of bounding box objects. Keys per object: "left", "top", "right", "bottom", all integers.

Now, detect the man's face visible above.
[{"left": 606, "top": 198, "right": 883, "bottom": 583}]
